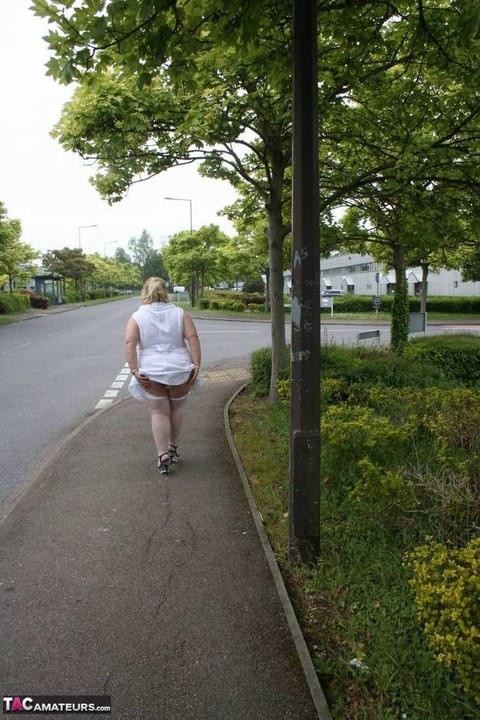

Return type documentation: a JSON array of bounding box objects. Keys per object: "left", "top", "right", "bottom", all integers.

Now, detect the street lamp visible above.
[
  {"left": 78, "top": 224, "right": 98, "bottom": 249},
  {"left": 164, "top": 197, "right": 193, "bottom": 232},
  {"left": 104, "top": 240, "right": 119, "bottom": 257}
]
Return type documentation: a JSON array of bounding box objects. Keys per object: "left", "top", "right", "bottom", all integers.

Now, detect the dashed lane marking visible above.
[{"left": 95, "top": 363, "right": 130, "bottom": 410}]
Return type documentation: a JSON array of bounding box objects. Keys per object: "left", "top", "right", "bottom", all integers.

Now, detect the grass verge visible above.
[{"left": 229, "top": 390, "right": 480, "bottom": 720}]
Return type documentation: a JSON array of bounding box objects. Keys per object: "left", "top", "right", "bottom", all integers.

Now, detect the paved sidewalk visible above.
[{"left": 0, "top": 378, "right": 329, "bottom": 719}]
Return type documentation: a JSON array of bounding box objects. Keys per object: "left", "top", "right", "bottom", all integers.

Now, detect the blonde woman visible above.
[{"left": 125, "top": 277, "right": 201, "bottom": 475}]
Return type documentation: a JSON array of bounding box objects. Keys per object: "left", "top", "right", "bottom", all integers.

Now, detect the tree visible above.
[
  {"left": 128, "top": 229, "right": 168, "bottom": 282},
  {"left": 319, "top": 3, "right": 480, "bottom": 351},
  {"left": 34, "top": 0, "right": 299, "bottom": 401},
  {"left": 114, "top": 246, "right": 132, "bottom": 264},
  {"left": 33, "top": 0, "right": 480, "bottom": 391},
  {"left": 86, "top": 253, "right": 142, "bottom": 291},
  {"left": 0, "top": 204, "right": 38, "bottom": 292},
  {"left": 42, "top": 248, "right": 96, "bottom": 298},
  {"left": 163, "top": 224, "right": 230, "bottom": 305}
]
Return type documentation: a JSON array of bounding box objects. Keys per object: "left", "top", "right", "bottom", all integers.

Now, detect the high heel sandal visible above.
[
  {"left": 168, "top": 444, "right": 179, "bottom": 464},
  {"left": 157, "top": 452, "right": 170, "bottom": 475}
]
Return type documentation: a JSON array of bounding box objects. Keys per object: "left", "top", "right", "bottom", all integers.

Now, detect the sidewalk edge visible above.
[{"left": 224, "top": 386, "right": 332, "bottom": 720}]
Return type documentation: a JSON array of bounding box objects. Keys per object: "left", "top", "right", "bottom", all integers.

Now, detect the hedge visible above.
[
  {"left": 327, "top": 294, "right": 480, "bottom": 314},
  {"left": 404, "top": 333, "right": 480, "bottom": 386},
  {"left": 0, "top": 293, "right": 31, "bottom": 314}
]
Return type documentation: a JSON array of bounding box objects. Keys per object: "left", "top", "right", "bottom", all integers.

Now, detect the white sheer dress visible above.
[{"left": 128, "top": 302, "right": 195, "bottom": 401}]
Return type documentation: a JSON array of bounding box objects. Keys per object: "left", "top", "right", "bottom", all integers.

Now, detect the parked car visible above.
[{"left": 321, "top": 289, "right": 345, "bottom": 297}]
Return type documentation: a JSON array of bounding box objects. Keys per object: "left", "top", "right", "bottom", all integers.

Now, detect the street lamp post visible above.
[
  {"left": 78, "top": 224, "right": 98, "bottom": 249},
  {"left": 104, "top": 240, "right": 119, "bottom": 257},
  {"left": 164, "top": 197, "right": 193, "bottom": 232}
]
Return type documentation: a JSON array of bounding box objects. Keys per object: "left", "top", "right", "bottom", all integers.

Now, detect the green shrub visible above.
[
  {"left": 404, "top": 334, "right": 480, "bottom": 385},
  {"left": 250, "top": 346, "right": 290, "bottom": 397},
  {"left": 209, "top": 299, "right": 221, "bottom": 310},
  {"left": 198, "top": 298, "right": 210, "bottom": 309},
  {"left": 328, "top": 294, "right": 480, "bottom": 314},
  {"left": 231, "top": 301, "right": 245, "bottom": 312},
  {"left": 242, "top": 276, "right": 265, "bottom": 294},
  {"left": 405, "top": 537, "right": 480, "bottom": 704},
  {"left": 247, "top": 303, "right": 262, "bottom": 312},
  {"left": 0, "top": 293, "right": 30, "bottom": 314},
  {"left": 63, "top": 291, "right": 83, "bottom": 303},
  {"left": 19, "top": 290, "right": 49, "bottom": 309},
  {"left": 321, "top": 345, "right": 448, "bottom": 389}
]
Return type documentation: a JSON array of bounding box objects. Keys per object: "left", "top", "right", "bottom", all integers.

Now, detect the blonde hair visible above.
[{"left": 141, "top": 277, "right": 169, "bottom": 304}]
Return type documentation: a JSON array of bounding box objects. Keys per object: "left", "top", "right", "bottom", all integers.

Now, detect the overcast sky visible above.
[{"left": 0, "top": 0, "right": 237, "bottom": 258}]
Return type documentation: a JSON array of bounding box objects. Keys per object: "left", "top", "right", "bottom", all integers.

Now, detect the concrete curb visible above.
[{"left": 224, "top": 385, "right": 333, "bottom": 720}]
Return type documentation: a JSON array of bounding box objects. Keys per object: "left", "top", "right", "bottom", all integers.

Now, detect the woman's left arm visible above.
[
  {"left": 184, "top": 312, "right": 201, "bottom": 384},
  {"left": 125, "top": 317, "right": 142, "bottom": 379}
]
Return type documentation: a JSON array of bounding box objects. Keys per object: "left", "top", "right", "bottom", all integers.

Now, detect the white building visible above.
[{"left": 284, "top": 253, "right": 480, "bottom": 296}]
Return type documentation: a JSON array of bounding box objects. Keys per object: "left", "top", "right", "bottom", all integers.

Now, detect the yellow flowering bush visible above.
[
  {"left": 349, "top": 458, "right": 416, "bottom": 527},
  {"left": 321, "top": 404, "right": 414, "bottom": 478},
  {"left": 276, "top": 378, "right": 290, "bottom": 405},
  {"left": 422, "top": 388, "right": 480, "bottom": 472},
  {"left": 405, "top": 537, "right": 480, "bottom": 704}
]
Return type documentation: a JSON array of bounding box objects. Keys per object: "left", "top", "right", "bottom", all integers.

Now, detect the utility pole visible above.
[{"left": 289, "top": 0, "right": 320, "bottom": 564}]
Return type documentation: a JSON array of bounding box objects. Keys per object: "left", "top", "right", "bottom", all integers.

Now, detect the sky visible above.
[{"left": 0, "top": 0, "right": 237, "bottom": 258}]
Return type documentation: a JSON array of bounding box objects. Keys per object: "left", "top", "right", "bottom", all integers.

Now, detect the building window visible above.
[{"left": 454, "top": 281, "right": 459, "bottom": 288}]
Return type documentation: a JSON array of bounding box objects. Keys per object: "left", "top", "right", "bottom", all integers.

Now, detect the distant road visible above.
[
  {"left": 321, "top": 319, "right": 480, "bottom": 346},
  {"left": 0, "top": 300, "right": 276, "bottom": 518}
]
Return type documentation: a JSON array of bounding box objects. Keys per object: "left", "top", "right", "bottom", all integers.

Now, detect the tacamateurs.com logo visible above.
[{"left": 2, "top": 696, "right": 111, "bottom": 714}]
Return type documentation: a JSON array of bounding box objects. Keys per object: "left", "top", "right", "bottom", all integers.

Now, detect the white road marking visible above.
[
  {"left": 104, "top": 389, "right": 119, "bottom": 398},
  {"left": 95, "top": 364, "right": 130, "bottom": 410},
  {"left": 0, "top": 342, "right": 32, "bottom": 356},
  {"left": 95, "top": 399, "right": 114, "bottom": 410}
]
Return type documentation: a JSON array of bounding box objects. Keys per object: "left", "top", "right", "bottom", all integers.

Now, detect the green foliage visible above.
[
  {"left": 163, "top": 225, "right": 231, "bottom": 305},
  {"left": 320, "top": 345, "right": 449, "bottom": 391},
  {"left": 19, "top": 290, "right": 50, "bottom": 309},
  {"left": 198, "top": 298, "right": 210, "bottom": 309},
  {"left": 242, "top": 276, "right": 265, "bottom": 294},
  {"left": 231, "top": 386, "right": 480, "bottom": 718},
  {"left": 0, "top": 204, "right": 38, "bottom": 292},
  {"left": 0, "top": 293, "right": 30, "bottom": 314},
  {"left": 250, "top": 346, "right": 290, "bottom": 397},
  {"left": 405, "top": 537, "right": 480, "bottom": 704},
  {"left": 329, "top": 294, "right": 480, "bottom": 315},
  {"left": 404, "top": 334, "right": 480, "bottom": 386}
]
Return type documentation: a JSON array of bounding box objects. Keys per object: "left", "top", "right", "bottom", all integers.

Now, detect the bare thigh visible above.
[
  {"left": 145, "top": 379, "right": 190, "bottom": 399},
  {"left": 168, "top": 381, "right": 191, "bottom": 399},
  {"left": 143, "top": 380, "right": 169, "bottom": 397}
]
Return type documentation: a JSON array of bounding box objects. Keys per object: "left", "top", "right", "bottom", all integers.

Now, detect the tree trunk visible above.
[
  {"left": 190, "top": 273, "right": 196, "bottom": 307},
  {"left": 390, "top": 242, "right": 409, "bottom": 354},
  {"left": 264, "top": 266, "right": 271, "bottom": 313},
  {"left": 420, "top": 261, "right": 428, "bottom": 314},
  {"left": 267, "top": 198, "right": 287, "bottom": 404}
]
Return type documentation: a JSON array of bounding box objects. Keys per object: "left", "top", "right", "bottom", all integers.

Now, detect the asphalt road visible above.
[{"left": 0, "top": 299, "right": 277, "bottom": 518}]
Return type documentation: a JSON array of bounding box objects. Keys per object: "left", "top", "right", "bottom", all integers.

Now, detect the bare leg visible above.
[
  {"left": 169, "top": 396, "right": 187, "bottom": 446},
  {"left": 168, "top": 381, "right": 190, "bottom": 453},
  {"left": 147, "top": 397, "right": 171, "bottom": 457}
]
